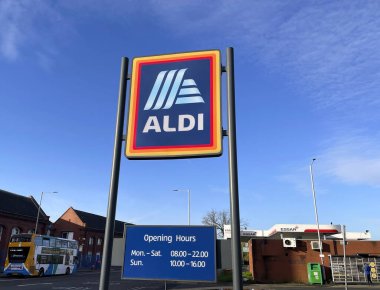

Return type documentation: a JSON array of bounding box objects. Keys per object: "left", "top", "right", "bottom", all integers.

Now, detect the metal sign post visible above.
[
  {"left": 99, "top": 57, "right": 129, "bottom": 290},
  {"left": 100, "top": 48, "right": 242, "bottom": 290},
  {"left": 226, "top": 47, "right": 243, "bottom": 290}
]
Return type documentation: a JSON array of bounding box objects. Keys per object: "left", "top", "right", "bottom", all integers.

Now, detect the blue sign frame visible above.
[{"left": 122, "top": 226, "right": 216, "bottom": 282}]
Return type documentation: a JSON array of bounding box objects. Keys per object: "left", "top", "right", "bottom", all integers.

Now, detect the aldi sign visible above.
[{"left": 126, "top": 50, "right": 222, "bottom": 159}]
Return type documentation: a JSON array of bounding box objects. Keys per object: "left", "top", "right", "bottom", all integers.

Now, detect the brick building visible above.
[
  {"left": 0, "top": 189, "right": 50, "bottom": 270},
  {"left": 241, "top": 224, "right": 380, "bottom": 284},
  {"left": 249, "top": 238, "right": 380, "bottom": 283},
  {"left": 53, "top": 207, "right": 130, "bottom": 268}
]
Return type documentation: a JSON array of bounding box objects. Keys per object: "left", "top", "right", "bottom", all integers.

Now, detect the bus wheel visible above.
[
  {"left": 38, "top": 268, "right": 44, "bottom": 277},
  {"left": 65, "top": 267, "right": 70, "bottom": 275}
]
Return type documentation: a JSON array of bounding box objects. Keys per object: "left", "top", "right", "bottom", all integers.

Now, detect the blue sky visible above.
[{"left": 1, "top": 1, "right": 379, "bottom": 239}]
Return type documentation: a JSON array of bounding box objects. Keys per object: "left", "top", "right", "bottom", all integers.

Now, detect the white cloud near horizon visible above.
[
  {"left": 280, "top": 133, "right": 380, "bottom": 192},
  {"left": 319, "top": 134, "right": 380, "bottom": 188}
]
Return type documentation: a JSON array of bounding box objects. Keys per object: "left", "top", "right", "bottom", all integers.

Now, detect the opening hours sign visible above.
[{"left": 122, "top": 226, "right": 216, "bottom": 282}]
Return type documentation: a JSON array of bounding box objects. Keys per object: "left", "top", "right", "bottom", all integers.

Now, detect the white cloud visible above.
[
  {"left": 278, "top": 170, "right": 311, "bottom": 196},
  {"left": 0, "top": 0, "right": 25, "bottom": 60},
  {"left": 148, "top": 1, "right": 380, "bottom": 121},
  {"left": 148, "top": 2, "right": 380, "bottom": 192},
  {"left": 3, "top": 0, "right": 380, "bottom": 113},
  {"left": 320, "top": 134, "right": 380, "bottom": 187},
  {"left": 0, "top": 0, "right": 71, "bottom": 64},
  {"left": 261, "top": 2, "right": 380, "bottom": 111},
  {"left": 278, "top": 133, "right": 380, "bottom": 192}
]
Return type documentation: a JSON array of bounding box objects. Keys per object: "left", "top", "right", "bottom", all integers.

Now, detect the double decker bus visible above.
[{"left": 4, "top": 233, "right": 78, "bottom": 276}]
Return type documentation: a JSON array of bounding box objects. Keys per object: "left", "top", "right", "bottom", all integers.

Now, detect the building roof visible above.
[
  {"left": 73, "top": 208, "right": 130, "bottom": 234},
  {"left": 0, "top": 189, "right": 48, "bottom": 220},
  {"left": 224, "top": 223, "right": 372, "bottom": 242}
]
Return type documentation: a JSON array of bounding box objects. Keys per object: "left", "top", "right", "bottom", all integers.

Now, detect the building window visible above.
[
  {"left": 89, "top": 237, "right": 94, "bottom": 245},
  {"left": 27, "top": 229, "right": 34, "bottom": 234},
  {"left": 97, "top": 238, "right": 102, "bottom": 246},
  {"left": 11, "top": 227, "right": 21, "bottom": 236},
  {"left": 87, "top": 251, "right": 92, "bottom": 263},
  {"left": 62, "top": 232, "right": 74, "bottom": 240}
]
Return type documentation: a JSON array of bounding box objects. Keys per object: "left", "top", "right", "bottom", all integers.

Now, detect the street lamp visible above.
[
  {"left": 34, "top": 191, "right": 58, "bottom": 234},
  {"left": 309, "top": 159, "right": 324, "bottom": 272},
  {"left": 173, "top": 189, "right": 191, "bottom": 225}
]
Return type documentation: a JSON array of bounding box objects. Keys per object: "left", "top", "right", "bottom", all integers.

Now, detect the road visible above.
[
  {"left": 0, "top": 269, "right": 162, "bottom": 290},
  {"left": 1, "top": 269, "right": 379, "bottom": 290}
]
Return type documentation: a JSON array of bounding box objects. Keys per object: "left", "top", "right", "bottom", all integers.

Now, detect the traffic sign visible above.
[
  {"left": 125, "top": 50, "right": 222, "bottom": 159},
  {"left": 122, "top": 226, "right": 216, "bottom": 282}
]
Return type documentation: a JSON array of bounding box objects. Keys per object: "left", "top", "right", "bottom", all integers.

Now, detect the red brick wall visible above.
[
  {"left": 52, "top": 209, "right": 118, "bottom": 267},
  {"left": 249, "top": 239, "right": 380, "bottom": 283},
  {"left": 56, "top": 208, "right": 85, "bottom": 227}
]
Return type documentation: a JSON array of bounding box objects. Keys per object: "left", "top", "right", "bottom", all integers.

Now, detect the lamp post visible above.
[
  {"left": 309, "top": 159, "right": 324, "bottom": 277},
  {"left": 173, "top": 189, "right": 191, "bottom": 225},
  {"left": 341, "top": 224, "right": 348, "bottom": 290},
  {"left": 34, "top": 191, "right": 57, "bottom": 234}
]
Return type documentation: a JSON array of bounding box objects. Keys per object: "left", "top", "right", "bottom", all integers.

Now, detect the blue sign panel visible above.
[
  {"left": 122, "top": 226, "right": 216, "bottom": 282},
  {"left": 126, "top": 50, "right": 222, "bottom": 159}
]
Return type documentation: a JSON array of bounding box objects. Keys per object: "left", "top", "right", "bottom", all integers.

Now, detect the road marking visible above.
[
  {"left": 0, "top": 279, "right": 27, "bottom": 282},
  {"left": 52, "top": 287, "right": 91, "bottom": 290},
  {"left": 52, "top": 286, "right": 92, "bottom": 290},
  {"left": 18, "top": 282, "right": 53, "bottom": 287}
]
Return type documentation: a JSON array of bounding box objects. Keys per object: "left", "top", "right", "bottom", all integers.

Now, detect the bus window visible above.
[
  {"left": 10, "top": 235, "right": 32, "bottom": 243},
  {"left": 34, "top": 236, "right": 42, "bottom": 246},
  {"left": 61, "top": 240, "right": 68, "bottom": 248},
  {"left": 42, "top": 238, "right": 50, "bottom": 247},
  {"left": 37, "top": 255, "right": 50, "bottom": 264},
  {"left": 70, "top": 241, "right": 78, "bottom": 249},
  {"left": 50, "top": 238, "right": 56, "bottom": 247},
  {"left": 51, "top": 255, "right": 63, "bottom": 264},
  {"left": 8, "top": 247, "right": 30, "bottom": 263},
  {"left": 56, "top": 239, "right": 62, "bottom": 248}
]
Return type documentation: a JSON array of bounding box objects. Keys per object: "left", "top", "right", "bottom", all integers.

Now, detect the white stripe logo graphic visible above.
[{"left": 144, "top": 69, "right": 204, "bottom": 110}]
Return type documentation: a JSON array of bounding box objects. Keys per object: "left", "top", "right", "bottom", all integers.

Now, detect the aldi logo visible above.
[
  {"left": 126, "top": 50, "right": 222, "bottom": 159},
  {"left": 143, "top": 69, "right": 204, "bottom": 110}
]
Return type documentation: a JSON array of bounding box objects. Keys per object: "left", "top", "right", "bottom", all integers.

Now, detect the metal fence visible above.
[{"left": 330, "top": 255, "right": 379, "bottom": 283}]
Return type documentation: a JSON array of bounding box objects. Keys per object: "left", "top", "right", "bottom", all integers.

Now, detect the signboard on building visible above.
[
  {"left": 125, "top": 50, "right": 222, "bottom": 159},
  {"left": 223, "top": 224, "right": 256, "bottom": 239},
  {"left": 122, "top": 226, "right": 216, "bottom": 282},
  {"left": 223, "top": 224, "right": 231, "bottom": 239}
]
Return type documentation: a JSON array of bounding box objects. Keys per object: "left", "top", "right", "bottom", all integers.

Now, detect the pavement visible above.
[
  {"left": 74, "top": 269, "right": 380, "bottom": 290},
  {"left": 2, "top": 268, "right": 380, "bottom": 289},
  {"left": 173, "top": 284, "right": 380, "bottom": 290}
]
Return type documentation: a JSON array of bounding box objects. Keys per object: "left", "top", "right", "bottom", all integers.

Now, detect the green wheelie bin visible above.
[{"left": 307, "top": 263, "right": 323, "bottom": 284}]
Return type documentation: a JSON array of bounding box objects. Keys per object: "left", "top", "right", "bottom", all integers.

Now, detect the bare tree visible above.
[{"left": 202, "top": 209, "right": 248, "bottom": 238}]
